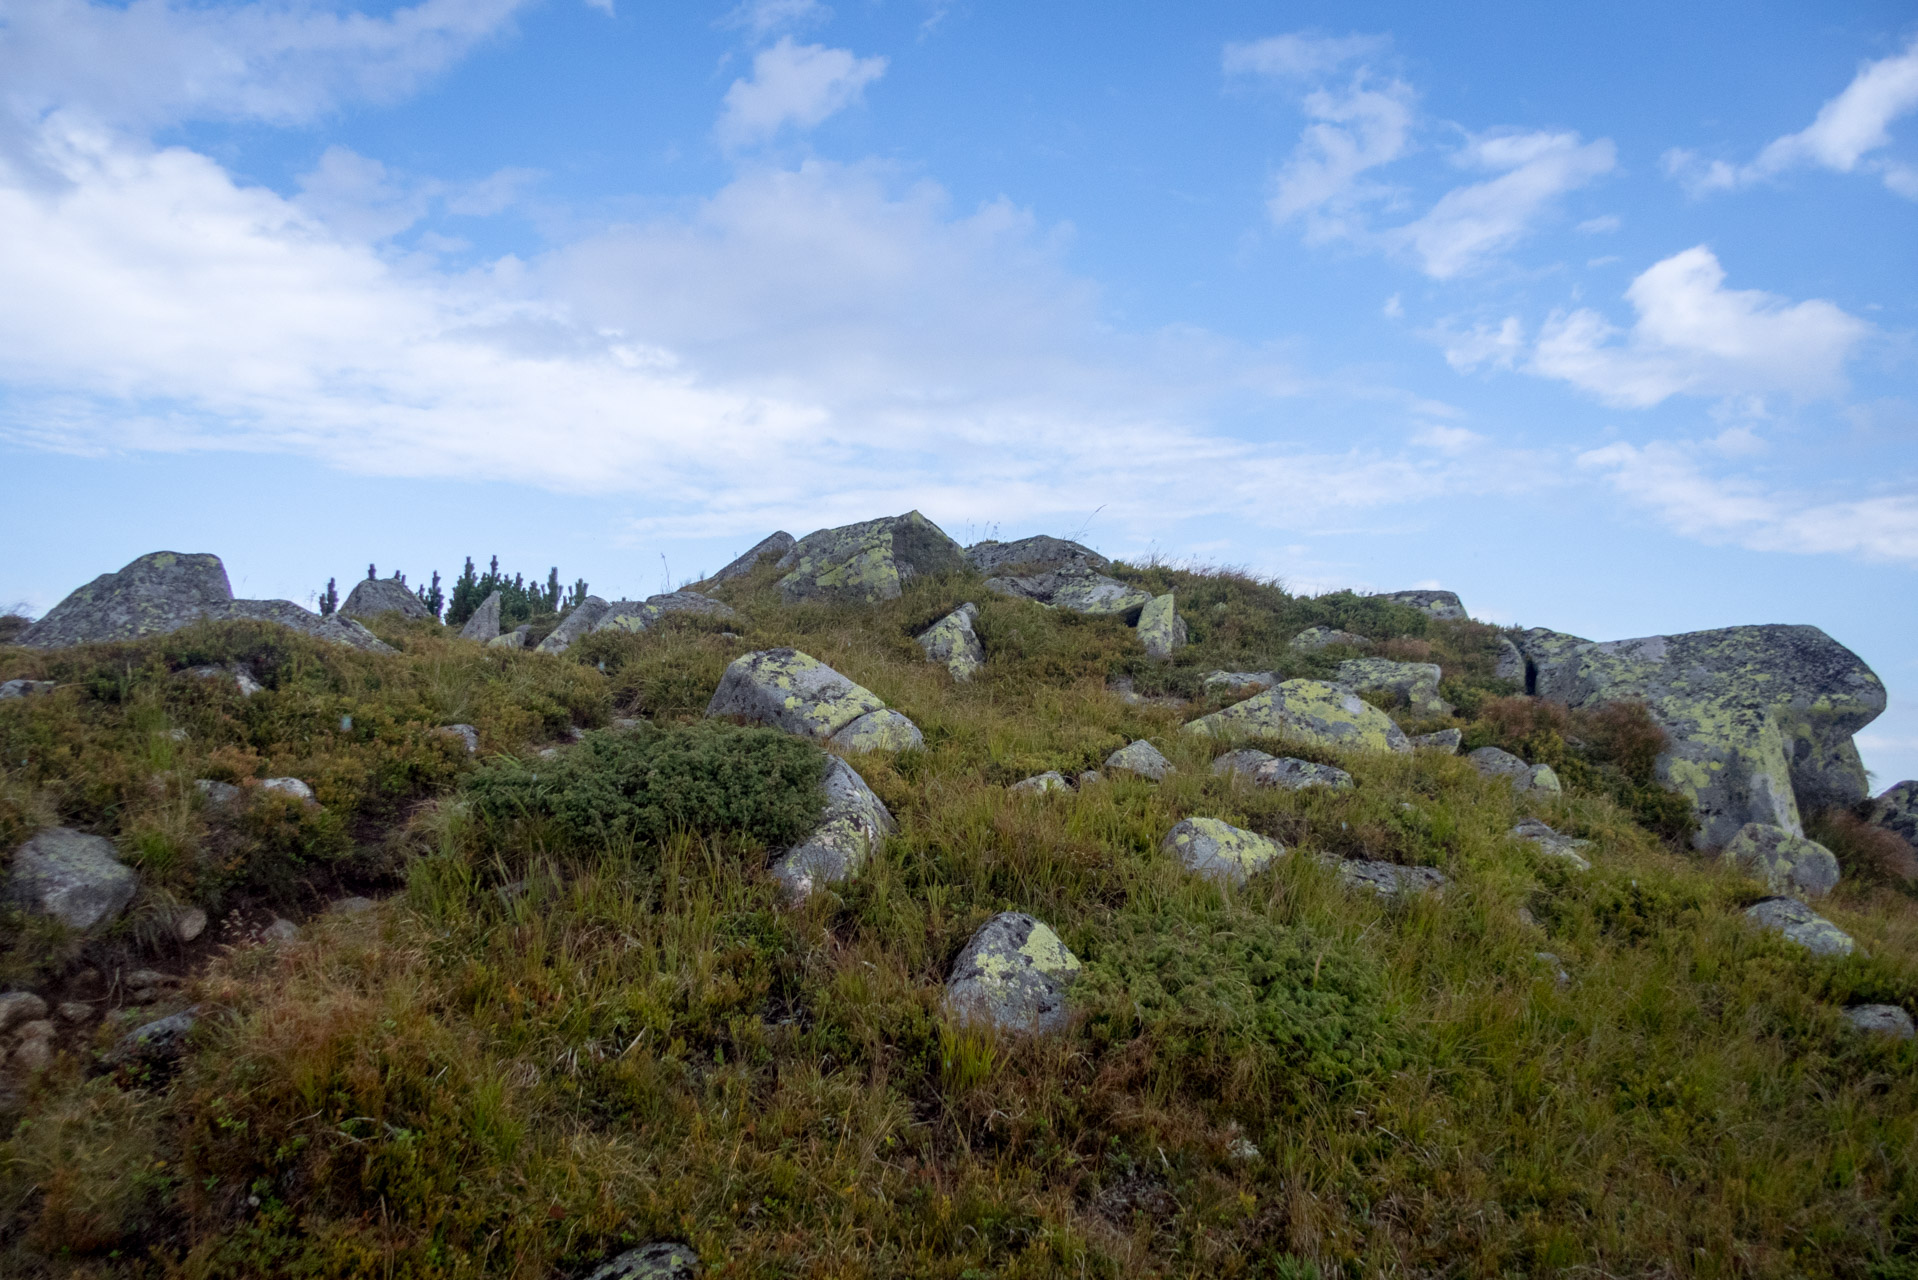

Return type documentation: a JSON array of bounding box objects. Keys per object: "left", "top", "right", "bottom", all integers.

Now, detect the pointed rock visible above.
[
  {"left": 459, "top": 591, "right": 502, "bottom": 642},
  {"left": 710, "top": 531, "right": 795, "bottom": 584},
  {"left": 916, "top": 602, "right": 985, "bottom": 680},
  {"left": 1137, "top": 592, "right": 1187, "bottom": 659},
  {"left": 945, "top": 912, "right": 1081, "bottom": 1033},
  {"left": 771, "top": 757, "right": 896, "bottom": 899}
]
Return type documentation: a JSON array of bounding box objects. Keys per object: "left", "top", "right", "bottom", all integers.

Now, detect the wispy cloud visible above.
[
  {"left": 715, "top": 36, "right": 887, "bottom": 149},
  {"left": 1393, "top": 131, "right": 1615, "bottom": 278}
]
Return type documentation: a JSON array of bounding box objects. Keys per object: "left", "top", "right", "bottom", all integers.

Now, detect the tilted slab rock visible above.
[
  {"left": 1468, "top": 747, "right": 1560, "bottom": 794},
  {"left": 1289, "top": 626, "right": 1370, "bottom": 652},
  {"left": 706, "top": 648, "right": 885, "bottom": 739},
  {"left": 1745, "top": 897, "right": 1853, "bottom": 956},
  {"left": 534, "top": 596, "right": 611, "bottom": 654},
  {"left": 916, "top": 602, "right": 984, "bottom": 680},
  {"left": 829, "top": 708, "right": 924, "bottom": 753},
  {"left": 1723, "top": 823, "right": 1840, "bottom": 897},
  {"left": 1163, "top": 817, "right": 1283, "bottom": 885},
  {"left": 596, "top": 591, "right": 737, "bottom": 635},
  {"left": 1378, "top": 589, "right": 1467, "bottom": 621},
  {"left": 965, "top": 535, "right": 1111, "bottom": 576},
  {"left": 339, "top": 576, "right": 432, "bottom": 622},
  {"left": 1494, "top": 637, "right": 1526, "bottom": 682},
  {"left": 459, "top": 591, "right": 502, "bottom": 642},
  {"left": 6, "top": 828, "right": 137, "bottom": 932},
  {"left": 710, "top": 530, "right": 795, "bottom": 584},
  {"left": 1335, "top": 858, "right": 1448, "bottom": 897},
  {"left": 946, "top": 911, "right": 1081, "bottom": 1033},
  {"left": 1510, "top": 818, "right": 1593, "bottom": 870},
  {"left": 771, "top": 757, "right": 896, "bottom": 898},
  {"left": 986, "top": 566, "right": 1153, "bottom": 619},
  {"left": 1182, "top": 679, "right": 1411, "bottom": 754},
  {"left": 777, "top": 511, "right": 966, "bottom": 604},
  {"left": 1516, "top": 624, "right": 1885, "bottom": 848},
  {"left": 1210, "top": 749, "right": 1353, "bottom": 791},
  {"left": 1106, "top": 739, "right": 1175, "bottom": 781},
  {"left": 1335, "top": 658, "right": 1450, "bottom": 717},
  {"left": 1138, "top": 592, "right": 1187, "bottom": 659},
  {"left": 1203, "top": 671, "right": 1280, "bottom": 693}
]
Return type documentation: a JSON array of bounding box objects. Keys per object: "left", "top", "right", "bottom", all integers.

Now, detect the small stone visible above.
[
  {"left": 1510, "top": 818, "right": 1593, "bottom": 871},
  {"left": 176, "top": 906, "right": 208, "bottom": 941},
  {"left": 260, "top": 917, "right": 300, "bottom": 943},
  {"left": 581, "top": 1241, "right": 701, "bottom": 1280},
  {"left": 438, "top": 724, "right": 480, "bottom": 755},
  {"left": 57, "top": 1002, "right": 93, "bottom": 1024},
  {"left": 260, "top": 777, "right": 314, "bottom": 802},
  {"left": 1535, "top": 952, "right": 1571, "bottom": 987},
  {"left": 1225, "top": 1136, "right": 1261, "bottom": 1162},
  {"left": 1842, "top": 1004, "right": 1915, "bottom": 1039},
  {"left": 196, "top": 779, "right": 241, "bottom": 807},
  {"left": 1744, "top": 897, "right": 1854, "bottom": 957},
  {"left": 1010, "top": 771, "right": 1070, "bottom": 795},
  {"left": 1106, "top": 739, "right": 1175, "bottom": 781},
  {"left": 165, "top": 727, "right": 189, "bottom": 741},
  {"left": 125, "top": 969, "right": 175, "bottom": 994},
  {"left": 110, "top": 1007, "right": 200, "bottom": 1064},
  {"left": 1334, "top": 858, "right": 1448, "bottom": 898},
  {"left": 1077, "top": 771, "right": 1104, "bottom": 787},
  {"left": 1288, "top": 626, "right": 1370, "bottom": 652},
  {"left": 0, "top": 991, "right": 49, "bottom": 1034},
  {"left": 1516, "top": 905, "right": 1539, "bottom": 929},
  {"left": 1163, "top": 817, "right": 1284, "bottom": 886},
  {"left": 329, "top": 896, "right": 378, "bottom": 915},
  {"left": 0, "top": 679, "right": 57, "bottom": 699},
  {"left": 1413, "top": 729, "right": 1462, "bottom": 754},
  {"left": 611, "top": 717, "right": 643, "bottom": 731}
]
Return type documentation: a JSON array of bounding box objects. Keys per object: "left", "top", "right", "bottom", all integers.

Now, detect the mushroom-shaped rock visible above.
[
  {"left": 1335, "top": 859, "right": 1448, "bottom": 897},
  {"left": 1137, "top": 593, "right": 1187, "bottom": 659},
  {"left": 1510, "top": 818, "right": 1593, "bottom": 870},
  {"left": 1744, "top": 897, "right": 1854, "bottom": 956},
  {"left": 1182, "top": 679, "right": 1411, "bottom": 754},
  {"left": 828, "top": 708, "right": 924, "bottom": 753},
  {"left": 705, "top": 649, "right": 885, "bottom": 739},
  {"left": 770, "top": 757, "right": 896, "bottom": 898},
  {"left": 1516, "top": 624, "right": 1885, "bottom": 848},
  {"left": 945, "top": 912, "right": 1081, "bottom": 1033},
  {"left": 1210, "top": 749, "right": 1353, "bottom": 791},
  {"left": 339, "top": 576, "right": 432, "bottom": 623},
  {"left": 1723, "top": 823, "right": 1841, "bottom": 897},
  {"left": 710, "top": 530, "right": 796, "bottom": 584},
  {"left": 1202, "top": 671, "right": 1280, "bottom": 694},
  {"left": 1289, "top": 626, "right": 1371, "bottom": 652},
  {"left": 1843, "top": 1005, "right": 1915, "bottom": 1039},
  {"left": 776, "top": 511, "right": 967, "bottom": 604},
  {"left": 583, "top": 1242, "right": 701, "bottom": 1280},
  {"left": 6, "top": 828, "right": 137, "bottom": 932},
  {"left": 459, "top": 590, "right": 502, "bottom": 642},
  {"left": 1335, "top": 658, "right": 1451, "bottom": 717},
  {"left": 965, "top": 536, "right": 1110, "bottom": 576},
  {"left": 534, "top": 596, "right": 611, "bottom": 654},
  {"left": 1469, "top": 747, "right": 1559, "bottom": 793},
  {"left": 1378, "top": 589, "right": 1467, "bottom": 621},
  {"left": 1163, "top": 817, "right": 1283, "bottom": 885},
  {"left": 1106, "top": 739, "right": 1175, "bottom": 781},
  {"left": 1009, "top": 771, "right": 1070, "bottom": 795},
  {"left": 596, "top": 591, "right": 737, "bottom": 635},
  {"left": 985, "top": 566, "right": 1153, "bottom": 619},
  {"left": 916, "top": 602, "right": 984, "bottom": 681},
  {"left": 1413, "top": 728, "right": 1462, "bottom": 754}
]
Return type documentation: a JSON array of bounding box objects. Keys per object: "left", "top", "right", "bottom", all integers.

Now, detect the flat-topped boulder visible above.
[
  {"left": 339, "top": 576, "right": 432, "bottom": 622},
  {"left": 1335, "top": 658, "right": 1450, "bottom": 717},
  {"left": 1378, "top": 590, "right": 1467, "bottom": 621},
  {"left": 985, "top": 565, "right": 1153, "bottom": 619},
  {"left": 965, "top": 536, "right": 1110, "bottom": 576},
  {"left": 1210, "top": 749, "right": 1353, "bottom": 790},
  {"left": 770, "top": 757, "right": 896, "bottom": 898},
  {"left": 1182, "top": 679, "right": 1411, "bottom": 754},
  {"left": 709, "top": 531, "right": 795, "bottom": 584},
  {"left": 596, "top": 591, "right": 737, "bottom": 634},
  {"left": 1517, "top": 625, "right": 1885, "bottom": 848},
  {"left": 777, "top": 511, "right": 966, "bottom": 604},
  {"left": 915, "top": 603, "right": 984, "bottom": 681},
  {"left": 945, "top": 912, "right": 1081, "bottom": 1033}
]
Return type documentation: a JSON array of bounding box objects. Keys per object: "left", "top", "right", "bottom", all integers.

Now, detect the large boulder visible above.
[
  {"left": 339, "top": 576, "right": 432, "bottom": 622},
  {"left": 534, "top": 597, "right": 611, "bottom": 654},
  {"left": 596, "top": 591, "right": 737, "bottom": 635},
  {"left": 1723, "top": 823, "right": 1841, "bottom": 897},
  {"left": 985, "top": 566, "right": 1152, "bottom": 619},
  {"left": 705, "top": 649, "right": 883, "bottom": 739},
  {"left": 1335, "top": 658, "right": 1450, "bottom": 717},
  {"left": 776, "top": 511, "right": 966, "bottom": 604},
  {"left": 1182, "top": 679, "right": 1411, "bottom": 754},
  {"left": 6, "top": 828, "right": 137, "bottom": 932},
  {"left": 945, "top": 912, "right": 1081, "bottom": 1033},
  {"left": 770, "top": 757, "right": 896, "bottom": 898},
  {"left": 1516, "top": 625, "right": 1886, "bottom": 848},
  {"left": 710, "top": 531, "right": 795, "bottom": 584},
  {"left": 1378, "top": 590, "right": 1467, "bottom": 621},
  {"left": 915, "top": 603, "right": 984, "bottom": 681},
  {"left": 1163, "top": 817, "right": 1283, "bottom": 886},
  {"left": 1137, "top": 593, "right": 1186, "bottom": 659},
  {"left": 459, "top": 591, "right": 502, "bottom": 642},
  {"left": 965, "top": 536, "right": 1110, "bottom": 576}
]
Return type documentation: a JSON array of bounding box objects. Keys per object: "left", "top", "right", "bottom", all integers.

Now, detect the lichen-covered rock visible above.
[
  {"left": 1378, "top": 589, "right": 1467, "bottom": 621},
  {"left": 489, "top": 626, "right": 529, "bottom": 650},
  {"left": 1289, "top": 626, "right": 1370, "bottom": 651},
  {"left": 0, "top": 680, "right": 56, "bottom": 699},
  {"left": 596, "top": 591, "right": 737, "bottom": 635},
  {"left": 945, "top": 912, "right": 1081, "bottom": 1033},
  {"left": 1182, "top": 679, "right": 1412, "bottom": 754},
  {"left": 706, "top": 649, "right": 885, "bottom": 740},
  {"left": 1106, "top": 739, "right": 1175, "bottom": 781},
  {"left": 1202, "top": 671, "right": 1280, "bottom": 694},
  {"left": 217, "top": 599, "right": 396, "bottom": 653},
  {"left": 340, "top": 576, "right": 431, "bottom": 622},
  {"left": 1469, "top": 747, "right": 1558, "bottom": 793},
  {"left": 1494, "top": 637, "right": 1526, "bottom": 682},
  {"left": 1210, "top": 749, "right": 1353, "bottom": 791},
  {"left": 6, "top": 828, "right": 137, "bottom": 932},
  {"left": 1517, "top": 624, "right": 1885, "bottom": 848},
  {"left": 1163, "top": 817, "right": 1283, "bottom": 885},
  {"left": 459, "top": 591, "right": 502, "bottom": 642},
  {"left": 1413, "top": 728, "right": 1462, "bottom": 754},
  {"left": 1335, "top": 658, "right": 1450, "bottom": 717},
  {"left": 986, "top": 566, "right": 1154, "bottom": 619},
  {"left": 777, "top": 511, "right": 966, "bottom": 604},
  {"left": 583, "top": 1242, "right": 701, "bottom": 1280},
  {"left": 1510, "top": 818, "right": 1593, "bottom": 870},
  {"left": 1137, "top": 593, "right": 1186, "bottom": 659},
  {"left": 534, "top": 596, "right": 611, "bottom": 654},
  {"left": 710, "top": 530, "right": 796, "bottom": 584},
  {"left": 1843, "top": 1004, "right": 1915, "bottom": 1039},
  {"left": 829, "top": 708, "right": 924, "bottom": 753},
  {"left": 916, "top": 602, "right": 984, "bottom": 680},
  {"left": 1723, "top": 823, "right": 1841, "bottom": 897},
  {"left": 770, "top": 757, "right": 896, "bottom": 898},
  {"left": 1335, "top": 859, "right": 1448, "bottom": 897},
  {"left": 965, "top": 536, "right": 1111, "bottom": 576},
  {"left": 1744, "top": 897, "right": 1854, "bottom": 956},
  {"left": 261, "top": 777, "right": 313, "bottom": 801},
  {"left": 108, "top": 1007, "right": 201, "bottom": 1064},
  {"left": 1010, "top": 771, "right": 1069, "bottom": 795},
  {"left": 1870, "top": 781, "right": 1918, "bottom": 847}
]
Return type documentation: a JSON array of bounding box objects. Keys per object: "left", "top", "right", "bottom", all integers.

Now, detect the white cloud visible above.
[
  {"left": 1576, "top": 214, "right": 1620, "bottom": 234},
  {"left": 1531, "top": 247, "right": 1869, "bottom": 407},
  {"left": 1222, "top": 33, "right": 1388, "bottom": 80},
  {"left": 723, "top": 0, "right": 829, "bottom": 37},
  {"left": 1266, "top": 75, "right": 1416, "bottom": 235},
  {"left": 1412, "top": 424, "right": 1484, "bottom": 454},
  {"left": 1437, "top": 316, "right": 1524, "bottom": 373},
  {"left": 714, "top": 37, "right": 887, "bottom": 149},
  {"left": 1669, "top": 39, "right": 1918, "bottom": 198},
  {"left": 1393, "top": 131, "right": 1615, "bottom": 278}
]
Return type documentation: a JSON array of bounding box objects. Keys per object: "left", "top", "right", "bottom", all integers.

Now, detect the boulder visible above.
[
  {"left": 710, "top": 531, "right": 796, "bottom": 584},
  {"left": 776, "top": 511, "right": 967, "bottom": 604},
  {"left": 829, "top": 708, "right": 924, "bottom": 753},
  {"left": 1163, "top": 817, "right": 1283, "bottom": 886},
  {"left": 1009, "top": 771, "right": 1070, "bottom": 795},
  {"left": 1288, "top": 626, "right": 1370, "bottom": 651},
  {"left": 770, "top": 757, "right": 896, "bottom": 898},
  {"left": 195, "top": 779, "right": 240, "bottom": 807},
  {"left": 583, "top": 1242, "right": 701, "bottom": 1280},
  {"left": 1468, "top": 747, "right": 1559, "bottom": 794},
  {"left": 216, "top": 599, "right": 395, "bottom": 653},
  {"left": 108, "top": 1007, "right": 201, "bottom": 1064},
  {"left": 438, "top": 724, "right": 480, "bottom": 755},
  {"left": 1137, "top": 593, "right": 1187, "bottom": 659},
  {"left": 1516, "top": 625, "right": 1885, "bottom": 848},
  {"left": 1413, "top": 728, "right": 1462, "bottom": 754},
  {"left": 1744, "top": 897, "right": 1853, "bottom": 956},
  {"left": 1335, "top": 859, "right": 1448, "bottom": 897},
  {"left": 459, "top": 591, "right": 502, "bottom": 642},
  {"left": 1210, "top": 749, "right": 1353, "bottom": 791},
  {"left": 489, "top": 626, "right": 530, "bottom": 650},
  {"left": 915, "top": 602, "right": 985, "bottom": 680},
  {"left": 261, "top": 777, "right": 313, "bottom": 801},
  {"left": 1334, "top": 658, "right": 1451, "bottom": 717},
  {"left": 0, "top": 680, "right": 56, "bottom": 699},
  {"left": 1723, "top": 823, "right": 1841, "bottom": 897},
  {"left": 1843, "top": 1005, "right": 1915, "bottom": 1039},
  {"left": 1510, "top": 818, "right": 1593, "bottom": 870},
  {"left": 945, "top": 912, "right": 1081, "bottom": 1033},
  {"left": 1494, "top": 637, "right": 1526, "bottom": 682},
  {"left": 705, "top": 649, "right": 885, "bottom": 740},
  {"left": 9, "top": 1020, "right": 54, "bottom": 1073},
  {"left": 1870, "top": 781, "right": 1918, "bottom": 847},
  {"left": 965, "top": 536, "right": 1110, "bottom": 576},
  {"left": 1106, "top": 740, "right": 1175, "bottom": 781},
  {"left": 1378, "top": 589, "right": 1467, "bottom": 621},
  {"left": 19, "top": 551, "right": 231, "bottom": 647},
  {"left": 6, "top": 828, "right": 137, "bottom": 932},
  {"left": 596, "top": 592, "right": 737, "bottom": 635},
  {"left": 985, "top": 566, "right": 1153, "bottom": 619},
  {"left": 260, "top": 917, "right": 300, "bottom": 943},
  {"left": 1203, "top": 671, "right": 1280, "bottom": 694},
  {"left": 1182, "top": 679, "right": 1412, "bottom": 754},
  {"left": 339, "top": 576, "right": 432, "bottom": 622},
  {"left": 0, "top": 992, "right": 49, "bottom": 1035},
  {"left": 535, "top": 596, "right": 611, "bottom": 654}
]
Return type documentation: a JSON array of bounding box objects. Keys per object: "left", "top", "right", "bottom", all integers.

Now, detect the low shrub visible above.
[{"left": 1807, "top": 807, "right": 1918, "bottom": 888}]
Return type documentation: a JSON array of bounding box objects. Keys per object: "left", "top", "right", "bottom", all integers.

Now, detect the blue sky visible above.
[{"left": 2, "top": 0, "right": 1916, "bottom": 784}]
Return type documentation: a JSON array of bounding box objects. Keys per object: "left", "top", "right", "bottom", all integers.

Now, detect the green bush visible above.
[{"left": 464, "top": 722, "right": 827, "bottom": 853}]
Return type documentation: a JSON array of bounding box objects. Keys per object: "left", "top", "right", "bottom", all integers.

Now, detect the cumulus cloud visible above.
[
  {"left": 715, "top": 37, "right": 887, "bottom": 149},
  {"left": 1668, "top": 39, "right": 1918, "bottom": 198},
  {"left": 1394, "top": 131, "right": 1615, "bottom": 278},
  {"left": 1531, "top": 246, "right": 1870, "bottom": 407}
]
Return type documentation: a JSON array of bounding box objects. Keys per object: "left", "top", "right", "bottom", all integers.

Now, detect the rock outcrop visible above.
[
  {"left": 1516, "top": 625, "right": 1885, "bottom": 848},
  {"left": 711, "top": 531, "right": 796, "bottom": 584},
  {"left": 1163, "top": 817, "right": 1283, "bottom": 885},
  {"left": 945, "top": 912, "right": 1081, "bottom": 1033},
  {"left": 705, "top": 649, "right": 919, "bottom": 751},
  {"left": 1182, "top": 680, "right": 1412, "bottom": 753},
  {"left": 597, "top": 591, "right": 737, "bottom": 635},
  {"left": 340, "top": 576, "right": 432, "bottom": 622},
  {"left": 965, "top": 536, "right": 1110, "bottom": 576},
  {"left": 1137, "top": 592, "right": 1186, "bottom": 659},
  {"left": 776, "top": 512, "right": 966, "bottom": 604},
  {"left": 985, "top": 565, "right": 1153, "bottom": 619},
  {"left": 1210, "top": 749, "right": 1353, "bottom": 791},
  {"left": 534, "top": 596, "right": 611, "bottom": 654},
  {"left": 1494, "top": 637, "right": 1526, "bottom": 682},
  {"left": 221, "top": 600, "right": 394, "bottom": 653},
  {"left": 1723, "top": 823, "right": 1841, "bottom": 897},
  {"left": 1203, "top": 671, "right": 1280, "bottom": 694},
  {"left": 6, "top": 828, "right": 137, "bottom": 931},
  {"left": 771, "top": 757, "right": 896, "bottom": 898},
  {"left": 1335, "top": 658, "right": 1450, "bottom": 717},
  {"left": 459, "top": 591, "right": 502, "bottom": 642},
  {"left": 1378, "top": 590, "right": 1467, "bottom": 621},
  {"left": 915, "top": 603, "right": 984, "bottom": 680}
]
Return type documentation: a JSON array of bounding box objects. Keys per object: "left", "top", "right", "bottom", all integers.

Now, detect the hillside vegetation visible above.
[{"left": 1, "top": 556, "right": 1914, "bottom": 1279}]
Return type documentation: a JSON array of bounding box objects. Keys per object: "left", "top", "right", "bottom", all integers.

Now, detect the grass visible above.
[{"left": 0, "top": 562, "right": 1913, "bottom": 1277}]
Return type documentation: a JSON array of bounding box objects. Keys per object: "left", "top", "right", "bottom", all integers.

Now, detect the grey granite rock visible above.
[
  {"left": 706, "top": 649, "right": 884, "bottom": 740},
  {"left": 1378, "top": 589, "right": 1467, "bottom": 621},
  {"left": 1010, "top": 771, "right": 1070, "bottom": 795},
  {"left": 1335, "top": 858, "right": 1449, "bottom": 897},
  {"left": 596, "top": 591, "right": 738, "bottom": 635},
  {"left": 1335, "top": 658, "right": 1451, "bottom": 717},
  {"left": 459, "top": 591, "right": 502, "bottom": 642},
  {"left": 535, "top": 596, "right": 611, "bottom": 654},
  {"left": 1842, "top": 1004, "right": 1915, "bottom": 1038},
  {"left": 6, "top": 828, "right": 137, "bottom": 931},
  {"left": 109, "top": 1007, "right": 201, "bottom": 1064},
  {"left": 439, "top": 724, "right": 480, "bottom": 755},
  {"left": 1723, "top": 823, "right": 1841, "bottom": 897},
  {"left": 710, "top": 530, "right": 796, "bottom": 584},
  {"left": 946, "top": 912, "right": 1081, "bottom": 1033},
  {"left": 1210, "top": 749, "right": 1353, "bottom": 791},
  {"left": 260, "top": 777, "right": 313, "bottom": 801},
  {"left": 1413, "top": 728, "right": 1462, "bottom": 754},
  {"left": 1744, "top": 897, "right": 1854, "bottom": 956},
  {"left": 0, "top": 679, "right": 56, "bottom": 699},
  {"left": 1288, "top": 626, "right": 1371, "bottom": 652},
  {"left": 1510, "top": 818, "right": 1593, "bottom": 870},
  {"left": 986, "top": 566, "right": 1153, "bottom": 619},
  {"left": 1163, "top": 817, "right": 1283, "bottom": 886},
  {"left": 582, "top": 1243, "right": 701, "bottom": 1280},
  {"left": 771, "top": 757, "right": 896, "bottom": 899},
  {"left": 778, "top": 512, "right": 967, "bottom": 604},
  {"left": 1106, "top": 739, "right": 1175, "bottom": 781},
  {"left": 965, "top": 536, "right": 1110, "bottom": 576},
  {"left": 340, "top": 576, "right": 431, "bottom": 622},
  {"left": 916, "top": 602, "right": 984, "bottom": 681},
  {"left": 0, "top": 992, "right": 48, "bottom": 1035},
  {"left": 1137, "top": 592, "right": 1187, "bottom": 659}
]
